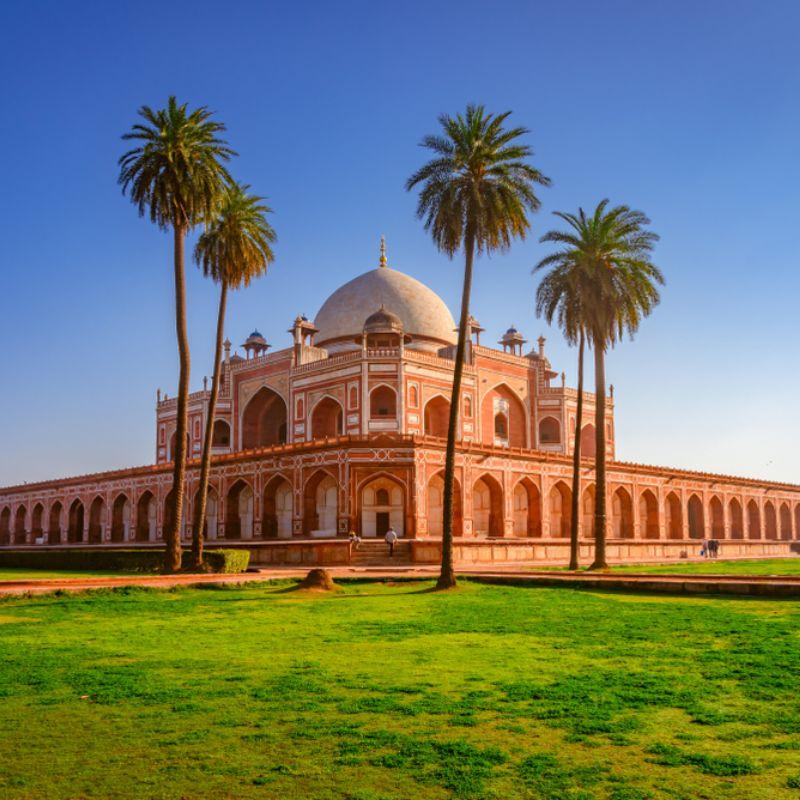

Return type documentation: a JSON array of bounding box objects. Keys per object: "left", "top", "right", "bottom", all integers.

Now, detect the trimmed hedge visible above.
[{"left": 0, "top": 548, "right": 250, "bottom": 574}]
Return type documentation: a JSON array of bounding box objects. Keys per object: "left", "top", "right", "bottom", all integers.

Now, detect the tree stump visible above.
[{"left": 297, "top": 568, "right": 337, "bottom": 591}]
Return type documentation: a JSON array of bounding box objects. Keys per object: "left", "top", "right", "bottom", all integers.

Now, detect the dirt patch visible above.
[{"left": 295, "top": 569, "right": 339, "bottom": 592}]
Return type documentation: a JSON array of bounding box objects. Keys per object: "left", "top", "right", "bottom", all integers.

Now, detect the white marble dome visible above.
[{"left": 313, "top": 266, "right": 457, "bottom": 353}]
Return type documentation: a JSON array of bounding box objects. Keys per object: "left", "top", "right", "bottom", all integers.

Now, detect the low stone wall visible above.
[{"left": 411, "top": 538, "right": 800, "bottom": 565}]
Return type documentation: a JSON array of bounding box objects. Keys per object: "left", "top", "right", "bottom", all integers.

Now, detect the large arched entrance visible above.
[
  {"left": 191, "top": 487, "right": 219, "bottom": 540},
  {"left": 111, "top": 494, "right": 131, "bottom": 542},
  {"left": 780, "top": 503, "right": 792, "bottom": 540},
  {"left": 427, "top": 472, "right": 463, "bottom": 537},
  {"left": 262, "top": 476, "right": 293, "bottom": 539},
  {"left": 747, "top": 500, "right": 761, "bottom": 539},
  {"left": 67, "top": 500, "right": 84, "bottom": 543},
  {"left": 729, "top": 498, "right": 744, "bottom": 539},
  {"left": 580, "top": 425, "right": 596, "bottom": 459},
  {"left": 88, "top": 496, "right": 105, "bottom": 544},
  {"left": 31, "top": 504, "right": 44, "bottom": 542},
  {"left": 211, "top": 420, "right": 231, "bottom": 448},
  {"left": 423, "top": 396, "right": 450, "bottom": 438},
  {"left": 581, "top": 485, "right": 596, "bottom": 538},
  {"left": 241, "top": 387, "right": 288, "bottom": 449},
  {"left": 612, "top": 488, "right": 633, "bottom": 538},
  {"left": 687, "top": 495, "right": 704, "bottom": 539},
  {"left": 360, "top": 477, "right": 404, "bottom": 538},
  {"left": 665, "top": 492, "right": 682, "bottom": 539},
  {"left": 136, "top": 491, "right": 157, "bottom": 542},
  {"left": 482, "top": 384, "right": 526, "bottom": 448},
  {"left": 472, "top": 475, "right": 503, "bottom": 537},
  {"left": 764, "top": 502, "right": 778, "bottom": 540},
  {"left": 48, "top": 502, "right": 63, "bottom": 544},
  {"left": 303, "top": 471, "right": 338, "bottom": 537},
  {"left": 512, "top": 479, "right": 541, "bottom": 537},
  {"left": 538, "top": 417, "right": 561, "bottom": 446},
  {"left": 310, "top": 397, "right": 344, "bottom": 440},
  {"left": 639, "top": 490, "right": 659, "bottom": 539},
  {"left": 548, "top": 481, "right": 571, "bottom": 538},
  {"left": 225, "top": 480, "right": 254, "bottom": 539}
]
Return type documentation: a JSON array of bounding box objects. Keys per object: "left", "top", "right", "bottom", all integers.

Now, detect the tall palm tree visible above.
[
  {"left": 191, "top": 184, "right": 276, "bottom": 567},
  {"left": 407, "top": 105, "right": 550, "bottom": 589},
  {"left": 536, "top": 201, "right": 662, "bottom": 569},
  {"left": 118, "top": 97, "right": 235, "bottom": 572},
  {"left": 534, "top": 262, "right": 589, "bottom": 569}
]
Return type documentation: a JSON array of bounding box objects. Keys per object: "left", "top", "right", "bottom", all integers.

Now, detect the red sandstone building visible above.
[{"left": 2, "top": 245, "right": 799, "bottom": 564}]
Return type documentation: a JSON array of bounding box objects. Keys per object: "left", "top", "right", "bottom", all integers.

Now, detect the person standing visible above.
[{"left": 385, "top": 526, "right": 398, "bottom": 557}]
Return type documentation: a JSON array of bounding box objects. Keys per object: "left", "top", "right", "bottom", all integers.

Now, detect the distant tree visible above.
[
  {"left": 534, "top": 260, "right": 589, "bottom": 569},
  {"left": 118, "top": 97, "right": 235, "bottom": 572},
  {"left": 407, "top": 104, "right": 550, "bottom": 588},
  {"left": 191, "top": 184, "right": 276, "bottom": 567},
  {"left": 535, "top": 201, "right": 662, "bottom": 569}
]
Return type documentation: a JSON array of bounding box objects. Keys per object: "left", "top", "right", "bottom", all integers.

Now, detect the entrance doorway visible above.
[{"left": 376, "top": 512, "right": 390, "bottom": 537}]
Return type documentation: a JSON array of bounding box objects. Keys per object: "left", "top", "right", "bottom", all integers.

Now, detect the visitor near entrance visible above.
[{"left": 385, "top": 526, "right": 398, "bottom": 557}]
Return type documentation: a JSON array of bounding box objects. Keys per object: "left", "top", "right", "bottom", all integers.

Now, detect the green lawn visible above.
[
  {"left": 0, "top": 568, "right": 140, "bottom": 581},
  {"left": 611, "top": 558, "right": 800, "bottom": 576},
  {"left": 1, "top": 580, "right": 800, "bottom": 799}
]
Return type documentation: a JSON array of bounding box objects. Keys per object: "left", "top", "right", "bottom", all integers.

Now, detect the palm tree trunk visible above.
[
  {"left": 165, "top": 223, "right": 190, "bottom": 573},
  {"left": 438, "top": 228, "right": 475, "bottom": 590},
  {"left": 589, "top": 341, "right": 608, "bottom": 569},
  {"left": 568, "top": 331, "right": 584, "bottom": 570},
  {"left": 192, "top": 280, "right": 228, "bottom": 568}
]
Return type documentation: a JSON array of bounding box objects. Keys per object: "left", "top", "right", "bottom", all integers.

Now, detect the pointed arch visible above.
[
  {"left": 729, "top": 498, "right": 744, "bottom": 540},
  {"left": 0, "top": 506, "right": 10, "bottom": 545},
  {"left": 612, "top": 487, "right": 634, "bottom": 539},
  {"left": 639, "top": 489, "right": 659, "bottom": 539},
  {"left": 225, "top": 479, "right": 254, "bottom": 540},
  {"left": 310, "top": 395, "right": 344, "bottom": 440},
  {"left": 581, "top": 484, "right": 596, "bottom": 538},
  {"left": 111, "top": 493, "right": 131, "bottom": 543},
  {"left": 747, "top": 499, "right": 761, "bottom": 539},
  {"left": 211, "top": 419, "right": 231, "bottom": 448},
  {"left": 580, "top": 425, "right": 596, "bottom": 459},
  {"left": 482, "top": 383, "right": 526, "bottom": 448},
  {"left": 262, "top": 474, "right": 293, "bottom": 539},
  {"left": 423, "top": 395, "right": 450, "bottom": 438},
  {"left": 764, "top": 501, "right": 777, "bottom": 540},
  {"left": 67, "top": 499, "right": 84, "bottom": 543},
  {"left": 169, "top": 431, "right": 190, "bottom": 462},
  {"left": 428, "top": 470, "right": 463, "bottom": 537},
  {"left": 665, "top": 492, "right": 682, "bottom": 540},
  {"left": 136, "top": 490, "right": 157, "bottom": 542},
  {"left": 369, "top": 384, "right": 397, "bottom": 419},
  {"left": 472, "top": 473, "right": 503, "bottom": 537},
  {"left": 779, "top": 503, "right": 792, "bottom": 540},
  {"left": 31, "top": 503, "right": 44, "bottom": 542},
  {"left": 242, "top": 386, "right": 288, "bottom": 449},
  {"left": 709, "top": 495, "right": 724, "bottom": 539},
  {"left": 512, "top": 477, "right": 541, "bottom": 537},
  {"left": 795, "top": 504, "right": 800, "bottom": 541},
  {"left": 14, "top": 505, "right": 27, "bottom": 544},
  {"left": 88, "top": 495, "right": 105, "bottom": 544},
  {"left": 539, "top": 416, "right": 561, "bottom": 445},
  {"left": 548, "top": 481, "right": 572, "bottom": 538},
  {"left": 48, "top": 501, "right": 63, "bottom": 544},
  {"left": 303, "top": 469, "right": 338, "bottom": 536},
  {"left": 360, "top": 474, "right": 406, "bottom": 537},
  {"left": 687, "top": 494, "right": 704, "bottom": 539}
]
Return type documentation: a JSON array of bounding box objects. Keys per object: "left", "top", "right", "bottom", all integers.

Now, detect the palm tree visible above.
[
  {"left": 535, "top": 201, "right": 662, "bottom": 569},
  {"left": 406, "top": 105, "right": 550, "bottom": 589},
  {"left": 534, "top": 262, "right": 589, "bottom": 569},
  {"left": 191, "top": 184, "right": 276, "bottom": 567},
  {"left": 118, "top": 97, "right": 235, "bottom": 572}
]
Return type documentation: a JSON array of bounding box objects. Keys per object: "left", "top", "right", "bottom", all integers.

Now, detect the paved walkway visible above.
[{"left": 2, "top": 562, "right": 800, "bottom": 597}]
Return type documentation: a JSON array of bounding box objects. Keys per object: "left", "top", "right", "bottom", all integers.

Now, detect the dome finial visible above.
[{"left": 379, "top": 235, "right": 387, "bottom": 268}]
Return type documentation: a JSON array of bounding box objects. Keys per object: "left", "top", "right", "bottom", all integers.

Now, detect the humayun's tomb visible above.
[{"left": 2, "top": 246, "right": 799, "bottom": 565}]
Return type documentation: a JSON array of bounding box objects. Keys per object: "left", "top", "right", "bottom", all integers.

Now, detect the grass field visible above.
[
  {"left": 0, "top": 568, "right": 139, "bottom": 581},
  {"left": 2, "top": 579, "right": 800, "bottom": 799},
  {"left": 611, "top": 558, "right": 800, "bottom": 576}
]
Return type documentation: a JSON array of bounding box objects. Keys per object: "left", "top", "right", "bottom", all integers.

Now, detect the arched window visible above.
[
  {"left": 241, "top": 387, "right": 288, "bottom": 449},
  {"left": 370, "top": 386, "right": 396, "bottom": 418},
  {"left": 211, "top": 419, "right": 231, "bottom": 447},
  {"left": 494, "top": 413, "right": 508, "bottom": 439},
  {"left": 376, "top": 488, "right": 390, "bottom": 506},
  {"left": 463, "top": 395, "right": 472, "bottom": 418},
  {"left": 408, "top": 385, "right": 418, "bottom": 408},
  {"left": 539, "top": 417, "right": 560, "bottom": 444},
  {"left": 348, "top": 386, "right": 358, "bottom": 409}
]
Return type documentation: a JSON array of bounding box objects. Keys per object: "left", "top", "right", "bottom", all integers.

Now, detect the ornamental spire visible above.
[{"left": 379, "top": 235, "right": 387, "bottom": 268}]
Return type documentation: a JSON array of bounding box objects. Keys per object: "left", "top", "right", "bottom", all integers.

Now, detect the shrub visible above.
[{"left": 0, "top": 548, "right": 249, "bottom": 574}]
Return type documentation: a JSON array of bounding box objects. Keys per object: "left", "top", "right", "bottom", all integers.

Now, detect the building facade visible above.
[{"left": 2, "top": 244, "right": 799, "bottom": 564}]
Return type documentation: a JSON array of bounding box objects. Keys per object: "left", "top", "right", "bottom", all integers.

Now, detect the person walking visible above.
[{"left": 385, "top": 526, "right": 398, "bottom": 557}]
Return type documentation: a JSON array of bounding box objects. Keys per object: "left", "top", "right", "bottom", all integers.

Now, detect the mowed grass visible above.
[
  {"left": 611, "top": 558, "right": 800, "bottom": 576},
  {"left": 0, "top": 568, "right": 142, "bottom": 581},
  {"left": 2, "top": 580, "right": 800, "bottom": 799}
]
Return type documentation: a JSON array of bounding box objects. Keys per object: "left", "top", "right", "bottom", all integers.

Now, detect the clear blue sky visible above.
[{"left": 1, "top": 0, "right": 798, "bottom": 486}]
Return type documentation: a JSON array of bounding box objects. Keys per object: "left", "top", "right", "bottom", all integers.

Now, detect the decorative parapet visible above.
[{"left": 230, "top": 347, "right": 293, "bottom": 371}]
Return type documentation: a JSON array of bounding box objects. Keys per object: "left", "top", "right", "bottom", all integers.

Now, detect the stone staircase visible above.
[{"left": 349, "top": 538, "right": 412, "bottom": 566}]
